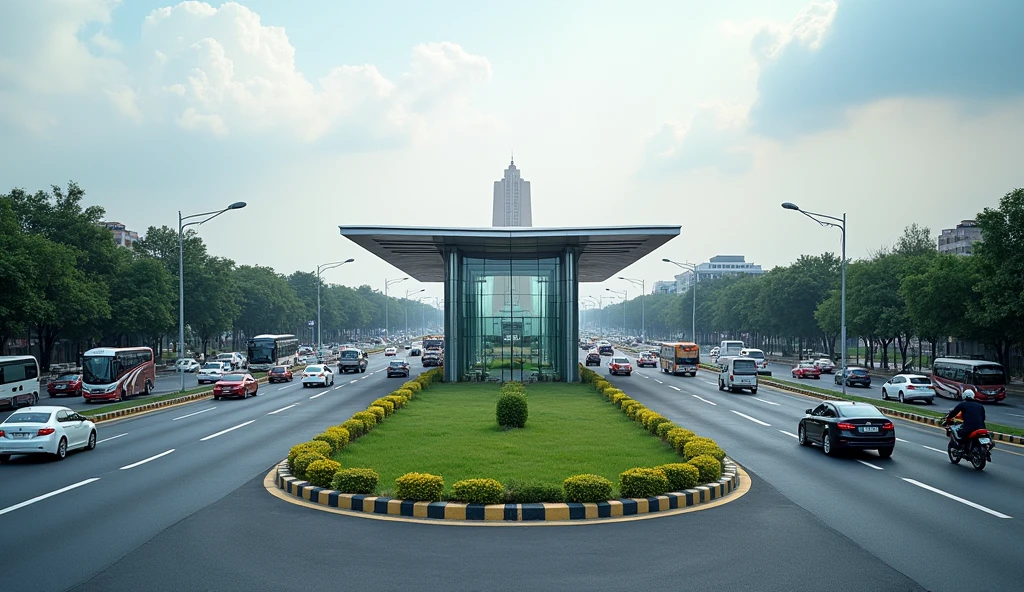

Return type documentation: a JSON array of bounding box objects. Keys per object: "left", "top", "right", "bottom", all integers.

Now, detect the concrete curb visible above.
[{"left": 275, "top": 459, "right": 742, "bottom": 522}]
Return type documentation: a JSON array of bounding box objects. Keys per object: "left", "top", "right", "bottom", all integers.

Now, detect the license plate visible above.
[
  {"left": 860, "top": 426, "right": 879, "bottom": 433},
  {"left": 13, "top": 432, "right": 28, "bottom": 439},
  {"left": 978, "top": 438, "right": 991, "bottom": 444}
]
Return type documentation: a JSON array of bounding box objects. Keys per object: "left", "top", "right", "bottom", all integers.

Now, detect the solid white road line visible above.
[
  {"left": 96, "top": 433, "right": 128, "bottom": 444},
  {"left": 922, "top": 445, "right": 948, "bottom": 454},
  {"left": 0, "top": 478, "right": 101, "bottom": 516},
  {"left": 310, "top": 391, "right": 329, "bottom": 400},
  {"left": 172, "top": 407, "right": 215, "bottom": 421},
  {"left": 692, "top": 395, "right": 717, "bottom": 406},
  {"left": 200, "top": 420, "right": 255, "bottom": 442},
  {"left": 779, "top": 430, "right": 799, "bottom": 439},
  {"left": 1008, "top": 413, "right": 1024, "bottom": 418},
  {"left": 668, "top": 385, "right": 681, "bottom": 391},
  {"left": 653, "top": 379, "right": 664, "bottom": 384},
  {"left": 267, "top": 404, "right": 298, "bottom": 415},
  {"left": 856, "top": 460, "right": 884, "bottom": 470},
  {"left": 753, "top": 397, "right": 780, "bottom": 406},
  {"left": 120, "top": 449, "right": 174, "bottom": 470},
  {"left": 731, "top": 410, "right": 771, "bottom": 426},
  {"left": 902, "top": 478, "right": 1012, "bottom": 519}
]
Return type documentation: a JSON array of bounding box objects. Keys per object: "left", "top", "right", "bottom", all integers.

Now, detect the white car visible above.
[
  {"left": 301, "top": 365, "right": 335, "bottom": 387},
  {"left": 881, "top": 374, "right": 935, "bottom": 404},
  {"left": 384, "top": 347, "right": 398, "bottom": 356},
  {"left": 198, "top": 362, "right": 231, "bottom": 385},
  {"left": 0, "top": 406, "right": 97, "bottom": 462},
  {"left": 216, "top": 352, "right": 245, "bottom": 370},
  {"left": 813, "top": 358, "right": 835, "bottom": 373},
  {"left": 174, "top": 358, "right": 200, "bottom": 373}
]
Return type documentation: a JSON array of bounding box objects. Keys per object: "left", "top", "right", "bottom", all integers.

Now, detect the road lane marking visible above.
[
  {"left": 361, "top": 376, "right": 369, "bottom": 380},
  {"left": 0, "top": 478, "right": 101, "bottom": 516},
  {"left": 779, "top": 430, "right": 799, "bottom": 439},
  {"left": 200, "top": 420, "right": 256, "bottom": 441},
  {"left": 653, "top": 379, "right": 663, "bottom": 384},
  {"left": 334, "top": 385, "right": 344, "bottom": 390},
  {"left": 901, "top": 478, "right": 1012, "bottom": 519},
  {"left": 922, "top": 445, "right": 947, "bottom": 454},
  {"left": 277, "top": 385, "right": 294, "bottom": 391},
  {"left": 753, "top": 398, "right": 780, "bottom": 406},
  {"left": 693, "top": 395, "right": 717, "bottom": 406},
  {"left": 172, "top": 407, "right": 215, "bottom": 421},
  {"left": 1008, "top": 413, "right": 1024, "bottom": 418},
  {"left": 310, "top": 391, "right": 329, "bottom": 400},
  {"left": 701, "top": 380, "right": 716, "bottom": 386},
  {"left": 350, "top": 380, "right": 358, "bottom": 384},
  {"left": 120, "top": 449, "right": 175, "bottom": 470},
  {"left": 856, "top": 460, "right": 884, "bottom": 470},
  {"left": 96, "top": 433, "right": 128, "bottom": 444},
  {"left": 639, "top": 374, "right": 648, "bottom": 379},
  {"left": 731, "top": 410, "right": 770, "bottom": 426},
  {"left": 267, "top": 404, "right": 298, "bottom": 415},
  {"left": 896, "top": 437, "right": 909, "bottom": 442},
  {"left": 668, "top": 385, "right": 681, "bottom": 391}
]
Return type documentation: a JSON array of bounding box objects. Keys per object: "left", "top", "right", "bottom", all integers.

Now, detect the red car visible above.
[
  {"left": 47, "top": 374, "right": 83, "bottom": 397},
  {"left": 268, "top": 366, "right": 293, "bottom": 383},
  {"left": 792, "top": 362, "right": 822, "bottom": 379},
  {"left": 609, "top": 357, "right": 633, "bottom": 376},
  {"left": 213, "top": 373, "right": 259, "bottom": 400}
]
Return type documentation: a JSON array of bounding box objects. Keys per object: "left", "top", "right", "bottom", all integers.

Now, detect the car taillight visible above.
[
  {"left": 730, "top": 375, "right": 734, "bottom": 380},
  {"left": 318, "top": 373, "right": 324, "bottom": 377},
  {"left": 37, "top": 427, "right": 56, "bottom": 436},
  {"left": 836, "top": 422, "right": 857, "bottom": 431},
  {"left": 906, "top": 385, "right": 916, "bottom": 390},
  {"left": 882, "top": 422, "right": 894, "bottom": 430},
  {"left": 0, "top": 430, "right": 5, "bottom": 437}
]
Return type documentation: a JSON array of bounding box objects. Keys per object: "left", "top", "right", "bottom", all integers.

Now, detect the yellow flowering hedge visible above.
[
  {"left": 371, "top": 398, "right": 395, "bottom": 416},
  {"left": 451, "top": 478, "right": 505, "bottom": 505},
  {"left": 659, "top": 463, "right": 700, "bottom": 491},
  {"left": 563, "top": 474, "right": 613, "bottom": 503},
  {"left": 688, "top": 454, "right": 723, "bottom": 483},
  {"left": 331, "top": 468, "right": 379, "bottom": 494},
  {"left": 395, "top": 472, "right": 445, "bottom": 502},
  {"left": 618, "top": 467, "right": 670, "bottom": 498},
  {"left": 305, "top": 458, "right": 342, "bottom": 488}
]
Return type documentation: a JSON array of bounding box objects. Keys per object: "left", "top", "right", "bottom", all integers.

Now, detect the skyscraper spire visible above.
[{"left": 510, "top": 149, "right": 514, "bottom": 166}]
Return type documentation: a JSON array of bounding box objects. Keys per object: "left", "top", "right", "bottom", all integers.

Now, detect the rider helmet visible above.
[{"left": 962, "top": 389, "right": 976, "bottom": 401}]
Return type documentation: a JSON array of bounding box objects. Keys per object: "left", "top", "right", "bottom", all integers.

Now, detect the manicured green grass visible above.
[{"left": 336, "top": 382, "right": 681, "bottom": 496}]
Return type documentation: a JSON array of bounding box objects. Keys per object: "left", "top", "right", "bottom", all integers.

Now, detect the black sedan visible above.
[
  {"left": 798, "top": 401, "right": 895, "bottom": 458},
  {"left": 835, "top": 367, "right": 871, "bottom": 387},
  {"left": 584, "top": 351, "right": 601, "bottom": 366},
  {"left": 387, "top": 360, "right": 410, "bottom": 378}
]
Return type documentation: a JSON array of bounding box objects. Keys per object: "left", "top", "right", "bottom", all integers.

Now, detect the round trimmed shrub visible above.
[
  {"left": 636, "top": 408, "right": 656, "bottom": 425},
  {"left": 325, "top": 426, "right": 350, "bottom": 446},
  {"left": 688, "top": 454, "right": 723, "bottom": 483},
  {"left": 503, "top": 479, "right": 564, "bottom": 504},
  {"left": 341, "top": 419, "right": 365, "bottom": 438},
  {"left": 351, "top": 411, "right": 377, "bottom": 430},
  {"left": 395, "top": 472, "right": 444, "bottom": 502},
  {"left": 385, "top": 395, "right": 406, "bottom": 409},
  {"left": 666, "top": 428, "right": 697, "bottom": 452},
  {"left": 618, "top": 467, "right": 670, "bottom": 498},
  {"left": 623, "top": 401, "right": 644, "bottom": 419},
  {"left": 394, "top": 388, "right": 414, "bottom": 401},
  {"left": 313, "top": 430, "right": 346, "bottom": 455},
  {"left": 366, "top": 406, "right": 386, "bottom": 423},
  {"left": 496, "top": 391, "right": 528, "bottom": 429},
  {"left": 305, "top": 458, "right": 342, "bottom": 488},
  {"left": 451, "top": 478, "right": 504, "bottom": 504},
  {"left": 653, "top": 418, "right": 675, "bottom": 437},
  {"left": 502, "top": 380, "right": 526, "bottom": 395},
  {"left": 288, "top": 440, "right": 332, "bottom": 469},
  {"left": 401, "top": 381, "right": 422, "bottom": 393},
  {"left": 683, "top": 439, "right": 726, "bottom": 462},
  {"left": 371, "top": 399, "right": 395, "bottom": 416},
  {"left": 292, "top": 451, "right": 327, "bottom": 480},
  {"left": 563, "top": 474, "right": 613, "bottom": 503},
  {"left": 659, "top": 463, "right": 700, "bottom": 491},
  {"left": 331, "top": 467, "right": 379, "bottom": 494}
]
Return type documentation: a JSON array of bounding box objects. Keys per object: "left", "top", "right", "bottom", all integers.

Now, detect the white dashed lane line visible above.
[
  {"left": 922, "top": 445, "right": 947, "bottom": 454},
  {"left": 779, "top": 430, "right": 799, "bottom": 439},
  {"left": 200, "top": 420, "right": 255, "bottom": 442},
  {"left": 96, "top": 433, "right": 127, "bottom": 444},
  {"left": 120, "top": 449, "right": 174, "bottom": 470},
  {"left": 333, "top": 385, "right": 344, "bottom": 390},
  {"left": 752, "top": 397, "right": 780, "bottom": 406},
  {"left": 856, "top": 460, "right": 884, "bottom": 471},
  {"left": 668, "top": 385, "right": 681, "bottom": 392},
  {"left": 310, "top": 391, "right": 329, "bottom": 400},
  {"left": 653, "top": 379, "right": 663, "bottom": 384},
  {"left": 730, "top": 410, "right": 770, "bottom": 426},
  {"left": 0, "top": 478, "right": 101, "bottom": 517},
  {"left": 902, "top": 478, "right": 1012, "bottom": 519},
  {"left": 350, "top": 380, "right": 358, "bottom": 384},
  {"left": 692, "top": 394, "right": 717, "bottom": 406},
  {"left": 896, "top": 437, "right": 909, "bottom": 442},
  {"left": 267, "top": 404, "right": 298, "bottom": 415},
  {"left": 172, "top": 407, "right": 215, "bottom": 421}
]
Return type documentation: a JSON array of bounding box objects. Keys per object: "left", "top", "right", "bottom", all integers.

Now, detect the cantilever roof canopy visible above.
[{"left": 338, "top": 225, "right": 680, "bottom": 282}]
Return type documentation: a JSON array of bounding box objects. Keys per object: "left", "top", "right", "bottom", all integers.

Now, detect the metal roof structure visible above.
[{"left": 338, "top": 225, "right": 680, "bottom": 282}]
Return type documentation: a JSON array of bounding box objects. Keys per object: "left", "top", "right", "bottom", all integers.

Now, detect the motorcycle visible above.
[{"left": 943, "top": 419, "right": 994, "bottom": 471}]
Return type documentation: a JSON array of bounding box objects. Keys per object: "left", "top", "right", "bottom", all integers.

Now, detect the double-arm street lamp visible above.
[
  {"left": 782, "top": 202, "right": 848, "bottom": 395},
  {"left": 316, "top": 259, "right": 355, "bottom": 353},
  {"left": 405, "top": 288, "right": 426, "bottom": 337},
  {"left": 618, "top": 276, "right": 646, "bottom": 341},
  {"left": 663, "top": 259, "right": 698, "bottom": 344},
  {"left": 178, "top": 201, "right": 247, "bottom": 392},
  {"left": 384, "top": 277, "right": 408, "bottom": 341},
  {"left": 605, "top": 288, "right": 627, "bottom": 336}
]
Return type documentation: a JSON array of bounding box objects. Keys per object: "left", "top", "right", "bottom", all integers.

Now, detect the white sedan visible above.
[
  {"left": 174, "top": 358, "right": 200, "bottom": 373},
  {"left": 0, "top": 406, "right": 97, "bottom": 462},
  {"left": 301, "top": 365, "right": 335, "bottom": 388},
  {"left": 384, "top": 347, "right": 398, "bottom": 356}
]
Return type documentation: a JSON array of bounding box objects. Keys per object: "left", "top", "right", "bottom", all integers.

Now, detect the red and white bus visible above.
[
  {"left": 82, "top": 347, "right": 156, "bottom": 402},
  {"left": 930, "top": 357, "right": 1007, "bottom": 403}
]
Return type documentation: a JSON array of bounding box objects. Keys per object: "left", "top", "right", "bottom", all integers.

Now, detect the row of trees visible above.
[
  {"left": 587, "top": 189, "right": 1024, "bottom": 373},
  {"left": 0, "top": 183, "right": 439, "bottom": 369}
]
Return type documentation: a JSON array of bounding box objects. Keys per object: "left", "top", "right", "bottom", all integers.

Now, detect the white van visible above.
[
  {"left": 720, "top": 340, "right": 744, "bottom": 358},
  {"left": 739, "top": 348, "right": 770, "bottom": 375},
  {"left": 0, "top": 355, "right": 41, "bottom": 409},
  {"left": 718, "top": 356, "right": 758, "bottom": 393}
]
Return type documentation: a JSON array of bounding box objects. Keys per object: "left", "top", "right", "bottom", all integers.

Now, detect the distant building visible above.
[
  {"left": 102, "top": 221, "right": 139, "bottom": 248},
  {"left": 492, "top": 156, "right": 532, "bottom": 227},
  {"left": 653, "top": 280, "right": 678, "bottom": 294},
  {"left": 937, "top": 220, "right": 982, "bottom": 255},
  {"left": 675, "top": 255, "right": 764, "bottom": 291}
]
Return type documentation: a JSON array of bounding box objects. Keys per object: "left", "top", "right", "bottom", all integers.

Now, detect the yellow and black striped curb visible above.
[
  {"left": 86, "top": 376, "right": 273, "bottom": 424},
  {"left": 274, "top": 459, "right": 741, "bottom": 522}
]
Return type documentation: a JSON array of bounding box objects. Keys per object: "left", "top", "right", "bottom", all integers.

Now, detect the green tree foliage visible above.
[{"left": 970, "top": 188, "right": 1024, "bottom": 366}]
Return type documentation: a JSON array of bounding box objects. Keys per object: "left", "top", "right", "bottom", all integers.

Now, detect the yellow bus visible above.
[{"left": 659, "top": 342, "right": 700, "bottom": 376}]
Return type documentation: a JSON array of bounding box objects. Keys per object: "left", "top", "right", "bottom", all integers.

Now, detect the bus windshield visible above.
[
  {"left": 424, "top": 339, "right": 443, "bottom": 350},
  {"left": 83, "top": 356, "right": 116, "bottom": 384},
  {"left": 974, "top": 366, "right": 1006, "bottom": 386},
  {"left": 248, "top": 342, "right": 275, "bottom": 364}
]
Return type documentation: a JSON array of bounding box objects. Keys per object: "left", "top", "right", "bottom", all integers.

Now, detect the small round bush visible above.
[
  {"left": 666, "top": 428, "right": 697, "bottom": 452},
  {"left": 305, "top": 458, "right": 342, "bottom": 488},
  {"left": 313, "top": 431, "right": 346, "bottom": 455},
  {"left": 351, "top": 411, "right": 377, "bottom": 431},
  {"left": 371, "top": 399, "right": 395, "bottom": 416},
  {"left": 503, "top": 479, "right": 564, "bottom": 504},
  {"left": 502, "top": 380, "right": 526, "bottom": 395},
  {"left": 623, "top": 401, "right": 644, "bottom": 419},
  {"left": 659, "top": 463, "right": 700, "bottom": 491},
  {"left": 341, "top": 419, "right": 365, "bottom": 438},
  {"left": 331, "top": 468, "right": 380, "bottom": 494},
  {"left": 394, "top": 388, "right": 414, "bottom": 401},
  {"left": 656, "top": 421, "right": 678, "bottom": 439},
  {"left": 401, "top": 381, "right": 422, "bottom": 393},
  {"left": 288, "top": 440, "right": 332, "bottom": 469},
  {"left": 619, "top": 467, "right": 670, "bottom": 498},
  {"left": 395, "top": 472, "right": 445, "bottom": 502},
  {"left": 292, "top": 451, "right": 327, "bottom": 480},
  {"left": 496, "top": 391, "right": 529, "bottom": 429},
  {"left": 366, "top": 405, "right": 386, "bottom": 423},
  {"left": 636, "top": 408, "right": 655, "bottom": 425},
  {"left": 683, "top": 439, "right": 726, "bottom": 462},
  {"left": 562, "top": 474, "right": 613, "bottom": 503},
  {"left": 688, "top": 455, "right": 723, "bottom": 484},
  {"left": 646, "top": 415, "right": 671, "bottom": 434},
  {"left": 451, "top": 478, "right": 505, "bottom": 504},
  {"left": 385, "top": 395, "right": 406, "bottom": 409}
]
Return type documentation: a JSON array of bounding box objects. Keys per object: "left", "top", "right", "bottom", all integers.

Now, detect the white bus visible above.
[
  {"left": 246, "top": 334, "right": 299, "bottom": 371},
  {"left": 0, "top": 356, "right": 41, "bottom": 409}
]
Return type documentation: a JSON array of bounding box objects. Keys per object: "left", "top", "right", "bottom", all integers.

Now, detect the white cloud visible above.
[
  {"left": 641, "top": 104, "right": 753, "bottom": 176},
  {"left": 91, "top": 31, "right": 123, "bottom": 53}
]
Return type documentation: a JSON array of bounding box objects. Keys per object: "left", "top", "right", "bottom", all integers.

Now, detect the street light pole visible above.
[
  {"left": 405, "top": 288, "right": 425, "bottom": 337},
  {"left": 782, "top": 202, "right": 847, "bottom": 396},
  {"left": 618, "top": 276, "right": 646, "bottom": 342},
  {"left": 178, "top": 202, "right": 247, "bottom": 392},
  {"left": 316, "top": 259, "right": 355, "bottom": 354},
  {"left": 384, "top": 277, "right": 408, "bottom": 342},
  {"left": 663, "top": 259, "right": 698, "bottom": 344}
]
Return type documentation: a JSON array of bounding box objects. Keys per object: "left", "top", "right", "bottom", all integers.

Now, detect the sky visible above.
[{"left": 2, "top": 0, "right": 1023, "bottom": 308}]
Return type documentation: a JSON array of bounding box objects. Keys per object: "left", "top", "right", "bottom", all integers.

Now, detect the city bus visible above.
[
  {"left": 659, "top": 342, "right": 701, "bottom": 376},
  {"left": 82, "top": 347, "right": 156, "bottom": 402},
  {"left": 246, "top": 334, "right": 299, "bottom": 371},
  {"left": 0, "top": 355, "right": 41, "bottom": 409},
  {"left": 931, "top": 358, "right": 1007, "bottom": 402}
]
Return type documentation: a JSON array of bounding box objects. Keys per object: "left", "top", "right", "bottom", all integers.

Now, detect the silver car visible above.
[{"left": 0, "top": 406, "right": 97, "bottom": 462}]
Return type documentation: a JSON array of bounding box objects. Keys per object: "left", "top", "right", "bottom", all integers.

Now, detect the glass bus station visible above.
[{"left": 339, "top": 226, "right": 679, "bottom": 383}]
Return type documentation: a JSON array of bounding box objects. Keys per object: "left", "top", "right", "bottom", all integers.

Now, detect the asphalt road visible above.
[
  {"left": 761, "top": 360, "right": 1024, "bottom": 429},
  {"left": 590, "top": 350, "right": 1024, "bottom": 592}
]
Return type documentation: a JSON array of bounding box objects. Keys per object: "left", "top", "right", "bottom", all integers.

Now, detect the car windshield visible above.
[
  {"left": 341, "top": 350, "right": 358, "bottom": 359},
  {"left": 745, "top": 351, "right": 765, "bottom": 360},
  {"left": 838, "top": 405, "right": 885, "bottom": 418},
  {"left": 851, "top": 369, "right": 868, "bottom": 376},
  {"left": 612, "top": 358, "right": 629, "bottom": 364},
  {"left": 202, "top": 363, "right": 222, "bottom": 370},
  {"left": 389, "top": 361, "right": 406, "bottom": 367},
  {"left": 733, "top": 359, "right": 757, "bottom": 374},
  {"left": 82, "top": 355, "right": 115, "bottom": 385},
  {"left": 271, "top": 367, "right": 287, "bottom": 373},
  {"left": 56, "top": 374, "right": 80, "bottom": 381},
  {"left": 217, "top": 354, "right": 233, "bottom": 360},
  {"left": 909, "top": 377, "right": 931, "bottom": 385},
  {"left": 306, "top": 366, "right": 323, "bottom": 372},
  {"left": 3, "top": 412, "right": 52, "bottom": 424},
  {"left": 220, "top": 374, "right": 245, "bottom": 381},
  {"left": 799, "top": 363, "right": 815, "bottom": 368}
]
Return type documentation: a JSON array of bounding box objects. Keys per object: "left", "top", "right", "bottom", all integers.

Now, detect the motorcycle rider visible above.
[{"left": 942, "top": 389, "right": 987, "bottom": 450}]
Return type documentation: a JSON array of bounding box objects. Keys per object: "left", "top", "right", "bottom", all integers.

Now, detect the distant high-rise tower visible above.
[{"left": 492, "top": 156, "right": 532, "bottom": 227}]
